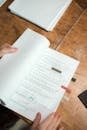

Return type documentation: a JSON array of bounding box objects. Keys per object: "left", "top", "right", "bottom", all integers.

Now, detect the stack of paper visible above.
[
  {"left": 0, "top": 29, "right": 79, "bottom": 121},
  {"left": 8, "top": 0, "right": 72, "bottom": 31}
]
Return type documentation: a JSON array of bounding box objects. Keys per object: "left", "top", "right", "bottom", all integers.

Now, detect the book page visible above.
[
  {"left": 4, "top": 48, "right": 79, "bottom": 121},
  {"left": 0, "top": 29, "right": 50, "bottom": 100}
]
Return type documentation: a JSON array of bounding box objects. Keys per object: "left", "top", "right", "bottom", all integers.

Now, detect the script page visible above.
[
  {"left": 5, "top": 48, "right": 79, "bottom": 121},
  {"left": 0, "top": 29, "right": 50, "bottom": 100}
]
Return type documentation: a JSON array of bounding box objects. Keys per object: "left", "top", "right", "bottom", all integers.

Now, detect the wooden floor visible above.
[{"left": 0, "top": 0, "right": 87, "bottom": 130}]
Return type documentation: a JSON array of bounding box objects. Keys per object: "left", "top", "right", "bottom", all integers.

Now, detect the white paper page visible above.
[
  {"left": 48, "top": 0, "right": 72, "bottom": 30},
  {"left": 8, "top": 0, "right": 72, "bottom": 31},
  {"left": 0, "top": 29, "right": 50, "bottom": 100},
  {"left": 5, "top": 48, "right": 79, "bottom": 121},
  {"left": 0, "top": 0, "right": 7, "bottom": 7}
]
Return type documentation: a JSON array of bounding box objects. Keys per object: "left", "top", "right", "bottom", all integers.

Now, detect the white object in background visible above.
[
  {"left": 0, "top": 0, "right": 7, "bottom": 7},
  {"left": 8, "top": 0, "right": 72, "bottom": 31}
]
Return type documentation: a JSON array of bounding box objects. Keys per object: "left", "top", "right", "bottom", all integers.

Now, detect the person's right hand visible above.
[{"left": 30, "top": 112, "right": 64, "bottom": 130}]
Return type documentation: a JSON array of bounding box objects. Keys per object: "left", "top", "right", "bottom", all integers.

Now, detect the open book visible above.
[
  {"left": 8, "top": 0, "right": 72, "bottom": 31},
  {"left": 0, "top": 29, "right": 79, "bottom": 121}
]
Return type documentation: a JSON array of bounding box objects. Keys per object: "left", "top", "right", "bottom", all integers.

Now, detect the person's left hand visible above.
[
  {"left": 0, "top": 43, "right": 18, "bottom": 57},
  {"left": 30, "top": 112, "right": 64, "bottom": 130}
]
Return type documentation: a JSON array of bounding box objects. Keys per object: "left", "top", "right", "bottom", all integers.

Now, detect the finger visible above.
[
  {"left": 0, "top": 43, "right": 13, "bottom": 49},
  {"left": 31, "top": 112, "right": 41, "bottom": 129},
  {"left": 47, "top": 113, "right": 61, "bottom": 130},
  {"left": 40, "top": 113, "right": 54, "bottom": 129},
  {"left": 53, "top": 113, "right": 61, "bottom": 129},
  {"left": 0, "top": 43, "right": 17, "bottom": 50},
  {"left": 0, "top": 45, "right": 18, "bottom": 56},
  {"left": 0, "top": 43, "right": 10, "bottom": 48},
  {"left": 4, "top": 47, "right": 18, "bottom": 53}
]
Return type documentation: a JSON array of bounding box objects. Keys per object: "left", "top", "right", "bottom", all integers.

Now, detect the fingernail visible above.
[
  {"left": 36, "top": 112, "right": 41, "bottom": 117},
  {"left": 12, "top": 48, "right": 18, "bottom": 51},
  {"left": 37, "top": 112, "right": 40, "bottom": 116},
  {"left": 61, "top": 86, "right": 71, "bottom": 94}
]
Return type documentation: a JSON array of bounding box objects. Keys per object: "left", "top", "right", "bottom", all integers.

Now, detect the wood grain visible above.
[
  {"left": 57, "top": 9, "right": 87, "bottom": 130},
  {"left": 0, "top": 0, "right": 83, "bottom": 49},
  {"left": 74, "top": 0, "right": 87, "bottom": 9}
]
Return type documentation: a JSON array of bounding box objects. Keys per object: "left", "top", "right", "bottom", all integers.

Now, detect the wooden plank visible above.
[{"left": 57, "top": 9, "right": 87, "bottom": 130}]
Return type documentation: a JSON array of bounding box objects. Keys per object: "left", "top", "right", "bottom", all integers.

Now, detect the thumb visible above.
[{"left": 31, "top": 113, "right": 41, "bottom": 130}]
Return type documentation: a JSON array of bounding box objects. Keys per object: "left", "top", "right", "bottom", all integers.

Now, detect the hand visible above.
[
  {"left": 30, "top": 112, "right": 64, "bottom": 130},
  {"left": 0, "top": 43, "right": 18, "bottom": 57}
]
